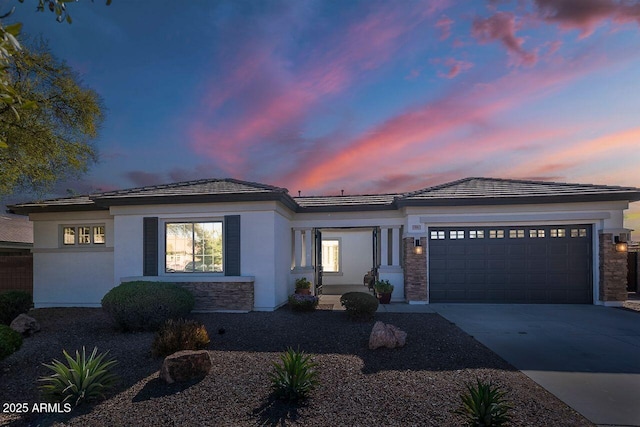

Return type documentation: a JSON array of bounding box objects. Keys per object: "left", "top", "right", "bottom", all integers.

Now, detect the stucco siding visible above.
[{"left": 30, "top": 211, "right": 114, "bottom": 307}]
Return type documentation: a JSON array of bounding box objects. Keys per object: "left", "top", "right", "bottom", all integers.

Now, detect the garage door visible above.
[{"left": 429, "top": 225, "right": 592, "bottom": 303}]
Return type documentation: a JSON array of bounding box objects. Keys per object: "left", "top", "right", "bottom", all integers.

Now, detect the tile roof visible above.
[
  {"left": 8, "top": 176, "right": 640, "bottom": 214},
  {"left": 0, "top": 214, "right": 33, "bottom": 244},
  {"left": 398, "top": 177, "right": 640, "bottom": 205},
  {"left": 294, "top": 193, "right": 400, "bottom": 211},
  {"left": 93, "top": 178, "right": 288, "bottom": 200},
  {"left": 9, "top": 178, "right": 297, "bottom": 214}
]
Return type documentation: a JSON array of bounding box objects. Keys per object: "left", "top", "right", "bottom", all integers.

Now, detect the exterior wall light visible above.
[
  {"left": 414, "top": 238, "right": 423, "bottom": 255},
  {"left": 614, "top": 236, "right": 628, "bottom": 253}
]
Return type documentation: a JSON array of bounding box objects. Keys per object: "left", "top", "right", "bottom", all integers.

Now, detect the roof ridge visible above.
[
  {"left": 293, "top": 192, "right": 402, "bottom": 199},
  {"left": 399, "top": 177, "right": 474, "bottom": 199}
]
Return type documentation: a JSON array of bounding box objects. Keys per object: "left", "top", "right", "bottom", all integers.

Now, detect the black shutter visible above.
[
  {"left": 224, "top": 215, "right": 241, "bottom": 276},
  {"left": 143, "top": 217, "right": 158, "bottom": 276}
]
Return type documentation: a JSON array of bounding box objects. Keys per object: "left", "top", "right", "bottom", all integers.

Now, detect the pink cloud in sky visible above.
[
  {"left": 472, "top": 11, "right": 538, "bottom": 66},
  {"left": 286, "top": 50, "right": 614, "bottom": 193},
  {"left": 435, "top": 15, "right": 454, "bottom": 40},
  {"left": 534, "top": 0, "right": 640, "bottom": 37},
  {"left": 188, "top": 2, "right": 448, "bottom": 176},
  {"left": 440, "top": 58, "right": 474, "bottom": 78}
]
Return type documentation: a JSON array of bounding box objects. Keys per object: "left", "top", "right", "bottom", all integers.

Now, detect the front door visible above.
[{"left": 314, "top": 228, "right": 323, "bottom": 295}]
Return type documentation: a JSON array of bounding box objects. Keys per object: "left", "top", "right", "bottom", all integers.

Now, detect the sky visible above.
[{"left": 5, "top": 0, "right": 640, "bottom": 234}]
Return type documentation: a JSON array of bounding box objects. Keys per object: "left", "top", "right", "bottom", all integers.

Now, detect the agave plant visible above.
[
  {"left": 39, "top": 346, "right": 118, "bottom": 407},
  {"left": 456, "top": 379, "right": 512, "bottom": 426},
  {"left": 269, "top": 347, "right": 319, "bottom": 402}
]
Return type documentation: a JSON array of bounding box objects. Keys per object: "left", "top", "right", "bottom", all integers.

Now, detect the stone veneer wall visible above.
[
  {"left": 176, "top": 281, "right": 254, "bottom": 311},
  {"left": 599, "top": 233, "right": 628, "bottom": 303},
  {"left": 403, "top": 237, "right": 427, "bottom": 302}
]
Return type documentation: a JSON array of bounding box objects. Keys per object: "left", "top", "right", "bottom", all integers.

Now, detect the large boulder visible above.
[
  {"left": 10, "top": 314, "right": 40, "bottom": 336},
  {"left": 159, "top": 350, "right": 212, "bottom": 384},
  {"left": 369, "top": 321, "right": 407, "bottom": 350}
]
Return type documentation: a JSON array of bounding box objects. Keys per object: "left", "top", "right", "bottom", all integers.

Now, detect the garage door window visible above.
[
  {"left": 551, "top": 228, "right": 566, "bottom": 238},
  {"left": 571, "top": 228, "right": 587, "bottom": 238},
  {"left": 509, "top": 229, "right": 525, "bottom": 238},
  {"left": 489, "top": 230, "right": 504, "bottom": 238},
  {"left": 430, "top": 231, "right": 445, "bottom": 240},
  {"left": 450, "top": 230, "right": 465, "bottom": 239},
  {"left": 469, "top": 230, "right": 485, "bottom": 239},
  {"left": 529, "top": 229, "right": 545, "bottom": 238}
]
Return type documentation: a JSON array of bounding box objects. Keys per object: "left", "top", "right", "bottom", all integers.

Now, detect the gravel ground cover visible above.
[{"left": 0, "top": 308, "right": 592, "bottom": 426}]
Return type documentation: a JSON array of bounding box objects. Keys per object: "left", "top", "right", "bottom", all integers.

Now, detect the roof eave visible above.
[
  {"left": 7, "top": 204, "right": 105, "bottom": 215},
  {"left": 92, "top": 192, "right": 299, "bottom": 211},
  {"left": 396, "top": 192, "right": 640, "bottom": 207}
]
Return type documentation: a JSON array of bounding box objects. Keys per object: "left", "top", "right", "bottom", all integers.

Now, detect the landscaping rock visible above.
[
  {"left": 159, "top": 350, "right": 212, "bottom": 384},
  {"left": 10, "top": 314, "right": 40, "bottom": 336},
  {"left": 368, "top": 321, "right": 407, "bottom": 349}
]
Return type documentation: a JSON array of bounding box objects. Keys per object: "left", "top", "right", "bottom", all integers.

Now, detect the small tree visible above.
[{"left": 0, "top": 39, "right": 104, "bottom": 195}]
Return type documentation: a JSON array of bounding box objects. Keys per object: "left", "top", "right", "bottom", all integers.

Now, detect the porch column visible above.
[
  {"left": 380, "top": 227, "right": 389, "bottom": 267},
  {"left": 304, "top": 229, "right": 313, "bottom": 268},
  {"left": 391, "top": 227, "right": 400, "bottom": 267},
  {"left": 294, "top": 229, "right": 302, "bottom": 268}
]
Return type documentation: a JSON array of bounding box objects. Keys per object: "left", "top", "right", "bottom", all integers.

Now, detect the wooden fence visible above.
[{"left": 0, "top": 255, "right": 33, "bottom": 294}]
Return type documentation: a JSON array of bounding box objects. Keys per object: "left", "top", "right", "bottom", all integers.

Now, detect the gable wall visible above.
[{"left": 29, "top": 211, "right": 114, "bottom": 307}]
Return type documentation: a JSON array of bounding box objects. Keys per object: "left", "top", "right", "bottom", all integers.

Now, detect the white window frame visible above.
[
  {"left": 60, "top": 224, "right": 106, "bottom": 247},
  {"left": 164, "top": 220, "right": 224, "bottom": 274}
]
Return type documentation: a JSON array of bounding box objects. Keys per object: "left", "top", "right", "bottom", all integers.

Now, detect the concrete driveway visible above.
[{"left": 430, "top": 304, "right": 640, "bottom": 427}]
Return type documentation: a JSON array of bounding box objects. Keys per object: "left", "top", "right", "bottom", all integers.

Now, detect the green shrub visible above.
[
  {"left": 39, "top": 346, "right": 118, "bottom": 407},
  {"left": 269, "top": 347, "right": 319, "bottom": 402},
  {"left": 288, "top": 294, "right": 319, "bottom": 312},
  {"left": 0, "top": 324, "right": 22, "bottom": 360},
  {"left": 101, "top": 281, "right": 195, "bottom": 331},
  {"left": 294, "top": 277, "right": 311, "bottom": 290},
  {"left": 0, "top": 290, "right": 32, "bottom": 325},
  {"left": 373, "top": 279, "right": 394, "bottom": 294},
  {"left": 339, "top": 292, "right": 379, "bottom": 319},
  {"left": 151, "top": 318, "right": 210, "bottom": 358},
  {"left": 456, "top": 379, "right": 512, "bottom": 426}
]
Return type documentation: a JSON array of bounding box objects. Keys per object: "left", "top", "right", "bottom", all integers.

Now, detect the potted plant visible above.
[
  {"left": 294, "top": 278, "right": 312, "bottom": 295},
  {"left": 374, "top": 279, "right": 394, "bottom": 304}
]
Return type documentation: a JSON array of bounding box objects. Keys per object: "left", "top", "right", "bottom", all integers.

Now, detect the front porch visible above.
[{"left": 290, "top": 225, "right": 406, "bottom": 302}]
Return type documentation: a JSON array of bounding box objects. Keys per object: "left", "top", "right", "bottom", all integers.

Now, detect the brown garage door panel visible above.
[{"left": 429, "top": 225, "right": 592, "bottom": 303}]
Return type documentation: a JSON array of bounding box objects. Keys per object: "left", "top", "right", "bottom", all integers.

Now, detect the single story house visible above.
[{"left": 9, "top": 177, "right": 640, "bottom": 311}]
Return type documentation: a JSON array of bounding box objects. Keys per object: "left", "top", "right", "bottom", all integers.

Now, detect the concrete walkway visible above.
[
  {"left": 429, "top": 304, "right": 640, "bottom": 427},
  {"left": 318, "top": 295, "right": 437, "bottom": 313}
]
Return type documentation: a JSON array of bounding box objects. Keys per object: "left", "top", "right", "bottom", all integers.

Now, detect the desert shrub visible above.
[
  {"left": 456, "top": 379, "right": 512, "bottom": 426},
  {"left": 151, "top": 318, "right": 210, "bottom": 358},
  {"left": 288, "top": 294, "right": 319, "bottom": 312},
  {"left": 269, "top": 347, "right": 319, "bottom": 402},
  {"left": 101, "top": 281, "right": 195, "bottom": 331},
  {"left": 0, "top": 324, "right": 22, "bottom": 360},
  {"left": 39, "top": 346, "right": 118, "bottom": 407},
  {"left": 0, "top": 290, "right": 32, "bottom": 325},
  {"left": 339, "top": 292, "right": 379, "bottom": 319}
]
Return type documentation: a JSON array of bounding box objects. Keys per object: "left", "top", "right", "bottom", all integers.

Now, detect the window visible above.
[
  {"left": 571, "top": 228, "right": 587, "bottom": 238},
  {"left": 165, "top": 222, "right": 223, "bottom": 273},
  {"left": 322, "top": 239, "right": 340, "bottom": 273},
  {"left": 430, "top": 231, "right": 445, "bottom": 240},
  {"left": 450, "top": 230, "right": 464, "bottom": 239},
  {"left": 62, "top": 225, "right": 105, "bottom": 246},
  {"left": 529, "top": 229, "right": 545, "bottom": 238},
  {"left": 550, "top": 228, "right": 566, "bottom": 238},
  {"left": 94, "top": 226, "right": 105, "bottom": 244},
  {"left": 509, "top": 229, "right": 525, "bottom": 238},
  {"left": 469, "top": 230, "right": 485, "bottom": 239},
  {"left": 489, "top": 230, "right": 504, "bottom": 239}
]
